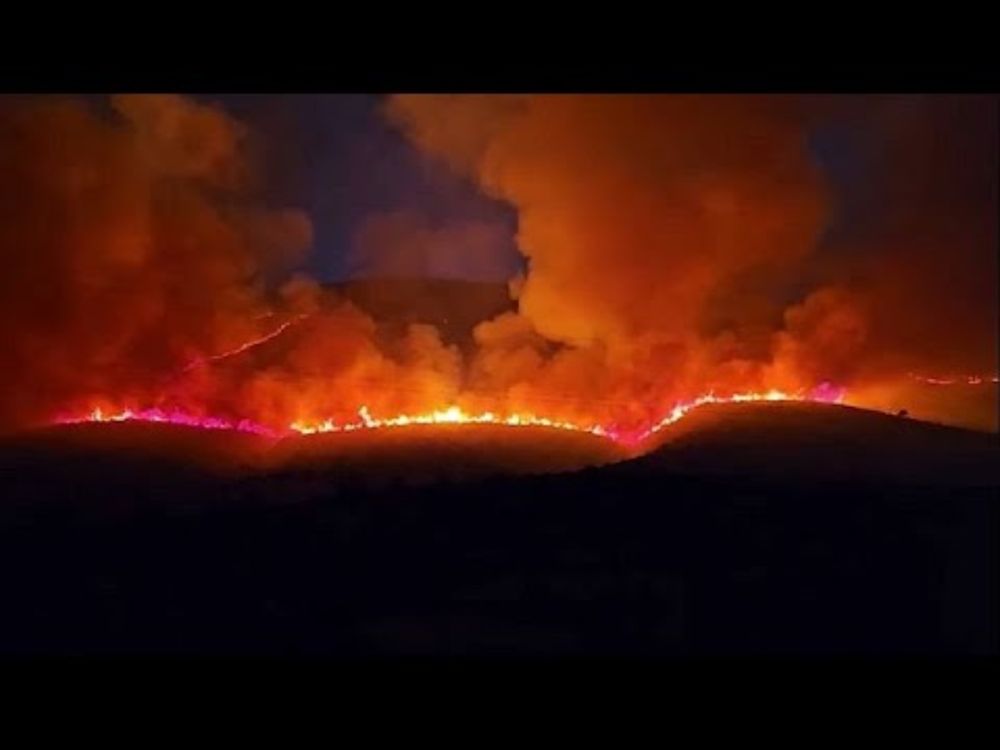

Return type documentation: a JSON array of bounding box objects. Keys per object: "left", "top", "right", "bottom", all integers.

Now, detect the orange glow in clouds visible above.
[{"left": 4, "top": 95, "right": 995, "bottom": 439}]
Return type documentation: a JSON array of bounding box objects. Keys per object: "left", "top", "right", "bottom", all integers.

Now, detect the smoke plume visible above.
[
  {"left": 384, "top": 94, "right": 997, "bottom": 429},
  {"left": 0, "top": 95, "right": 311, "bottom": 428},
  {"left": 1, "top": 94, "right": 995, "bottom": 435}
]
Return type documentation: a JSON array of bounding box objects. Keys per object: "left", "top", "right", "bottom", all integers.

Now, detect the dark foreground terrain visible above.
[{"left": 0, "top": 403, "right": 995, "bottom": 656}]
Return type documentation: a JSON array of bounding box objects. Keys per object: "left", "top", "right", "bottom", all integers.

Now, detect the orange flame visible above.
[
  {"left": 53, "top": 384, "right": 846, "bottom": 448},
  {"left": 908, "top": 372, "right": 999, "bottom": 386},
  {"left": 182, "top": 314, "right": 310, "bottom": 372}
]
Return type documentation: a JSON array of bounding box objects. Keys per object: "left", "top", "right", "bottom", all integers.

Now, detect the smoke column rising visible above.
[
  {"left": 1, "top": 94, "right": 995, "bottom": 435},
  {"left": 383, "top": 94, "right": 997, "bottom": 430}
]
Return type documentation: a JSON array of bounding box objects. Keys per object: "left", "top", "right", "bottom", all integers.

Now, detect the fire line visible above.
[
  {"left": 53, "top": 384, "right": 847, "bottom": 448},
  {"left": 181, "top": 314, "right": 310, "bottom": 372}
]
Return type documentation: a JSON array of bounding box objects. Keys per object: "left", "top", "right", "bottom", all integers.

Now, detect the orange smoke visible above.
[
  {"left": 383, "top": 95, "right": 855, "bottom": 424},
  {"left": 0, "top": 94, "right": 311, "bottom": 430},
  {"left": 1, "top": 94, "right": 995, "bottom": 440},
  {"left": 384, "top": 94, "right": 997, "bottom": 431}
]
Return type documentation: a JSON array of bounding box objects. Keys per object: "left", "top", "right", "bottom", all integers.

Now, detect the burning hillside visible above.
[
  {"left": 54, "top": 384, "right": 845, "bottom": 450},
  {"left": 0, "top": 94, "right": 995, "bottom": 449}
]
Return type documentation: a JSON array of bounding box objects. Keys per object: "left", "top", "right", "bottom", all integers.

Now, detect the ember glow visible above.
[
  {"left": 181, "top": 314, "right": 311, "bottom": 373},
  {"left": 908, "top": 373, "right": 1000, "bottom": 387},
  {"left": 289, "top": 404, "right": 611, "bottom": 439},
  {"left": 58, "top": 406, "right": 281, "bottom": 437},
  {"left": 641, "top": 384, "right": 846, "bottom": 440},
  {"left": 54, "top": 383, "right": 846, "bottom": 448}
]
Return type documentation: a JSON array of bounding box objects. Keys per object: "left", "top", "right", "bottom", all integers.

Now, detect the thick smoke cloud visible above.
[
  {"left": 0, "top": 95, "right": 312, "bottom": 428},
  {"left": 384, "top": 94, "right": 997, "bottom": 429},
  {"left": 384, "top": 95, "right": 835, "bottom": 420},
  {"left": 818, "top": 95, "right": 997, "bottom": 378},
  {"left": 811, "top": 95, "right": 998, "bottom": 429},
  {"left": 1, "top": 94, "right": 995, "bottom": 435},
  {"left": 349, "top": 209, "right": 515, "bottom": 281}
]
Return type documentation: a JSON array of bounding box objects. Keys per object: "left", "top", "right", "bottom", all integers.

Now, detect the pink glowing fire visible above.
[{"left": 53, "top": 383, "right": 846, "bottom": 448}]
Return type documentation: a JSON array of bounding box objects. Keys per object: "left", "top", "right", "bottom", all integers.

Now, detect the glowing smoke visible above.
[{"left": 1, "top": 94, "right": 995, "bottom": 438}]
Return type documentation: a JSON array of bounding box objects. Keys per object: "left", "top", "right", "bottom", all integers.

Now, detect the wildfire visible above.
[
  {"left": 289, "top": 405, "right": 613, "bottom": 439},
  {"left": 53, "top": 384, "right": 846, "bottom": 448},
  {"left": 62, "top": 406, "right": 281, "bottom": 436},
  {"left": 908, "top": 373, "right": 999, "bottom": 386},
  {"left": 181, "top": 314, "right": 310, "bottom": 372},
  {"left": 640, "top": 387, "right": 840, "bottom": 441}
]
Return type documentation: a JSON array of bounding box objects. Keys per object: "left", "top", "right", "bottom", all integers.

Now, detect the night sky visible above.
[
  {"left": 198, "top": 95, "right": 995, "bottom": 293},
  {"left": 206, "top": 94, "right": 521, "bottom": 282},
  {"left": 203, "top": 94, "right": 865, "bottom": 283}
]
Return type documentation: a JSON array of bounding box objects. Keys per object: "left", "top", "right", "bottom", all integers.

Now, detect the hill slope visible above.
[
  {"left": 0, "top": 404, "right": 995, "bottom": 655},
  {"left": 631, "top": 401, "right": 998, "bottom": 485}
]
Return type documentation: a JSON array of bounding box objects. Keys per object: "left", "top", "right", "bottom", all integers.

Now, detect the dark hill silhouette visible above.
[
  {"left": 632, "top": 401, "right": 998, "bottom": 485},
  {"left": 0, "top": 403, "right": 995, "bottom": 655},
  {"left": 0, "top": 420, "right": 624, "bottom": 521}
]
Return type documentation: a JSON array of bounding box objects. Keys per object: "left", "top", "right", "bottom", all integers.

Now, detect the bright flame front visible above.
[{"left": 54, "top": 383, "right": 847, "bottom": 448}]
